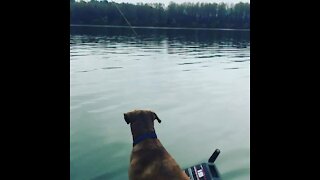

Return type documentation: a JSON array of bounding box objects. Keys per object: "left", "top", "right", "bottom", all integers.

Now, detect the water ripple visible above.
[
  {"left": 224, "top": 67, "right": 239, "bottom": 70},
  {"left": 101, "top": 67, "right": 123, "bottom": 70},
  {"left": 77, "top": 68, "right": 98, "bottom": 73},
  {"left": 177, "top": 62, "right": 202, "bottom": 65}
]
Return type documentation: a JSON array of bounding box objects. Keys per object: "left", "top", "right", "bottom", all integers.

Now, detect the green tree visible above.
[{"left": 70, "top": 1, "right": 250, "bottom": 29}]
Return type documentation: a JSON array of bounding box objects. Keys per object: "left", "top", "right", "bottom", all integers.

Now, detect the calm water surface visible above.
[{"left": 70, "top": 27, "right": 250, "bottom": 180}]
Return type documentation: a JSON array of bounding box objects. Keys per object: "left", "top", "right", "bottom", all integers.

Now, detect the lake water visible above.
[{"left": 70, "top": 26, "right": 250, "bottom": 180}]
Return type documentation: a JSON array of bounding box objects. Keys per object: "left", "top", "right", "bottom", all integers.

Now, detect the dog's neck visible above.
[
  {"left": 132, "top": 131, "right": 157, "bottom": 146},
  {"left": 130, "top": 122, "right": 157, "bottom": 146}
]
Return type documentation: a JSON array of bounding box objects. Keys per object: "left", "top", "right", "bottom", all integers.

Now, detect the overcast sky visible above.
[{"left": 106, "top": 0, "right": 250, "bottom": 6}]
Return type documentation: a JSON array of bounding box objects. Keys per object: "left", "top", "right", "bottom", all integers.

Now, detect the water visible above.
[{"left": 70, "top": 26, "right": 250, "bottom": 180}]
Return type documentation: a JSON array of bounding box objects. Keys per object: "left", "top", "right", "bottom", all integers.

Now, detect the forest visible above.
[{"left": 70, "top": 0, "right": 250, "bottom": 29}]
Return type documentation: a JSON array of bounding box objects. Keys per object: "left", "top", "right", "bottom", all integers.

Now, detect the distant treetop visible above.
[{"left": 70, "top": 1, "right": 250, "bottom": 29}]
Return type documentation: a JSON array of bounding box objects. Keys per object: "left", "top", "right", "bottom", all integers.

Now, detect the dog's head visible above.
[{"left": 123, "top": 110, "right": 161, "bottom": 131}]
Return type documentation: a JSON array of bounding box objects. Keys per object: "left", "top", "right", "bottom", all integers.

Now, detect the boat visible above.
[{"left": 184, "top": 149, "right": 221, "bottom": 180}]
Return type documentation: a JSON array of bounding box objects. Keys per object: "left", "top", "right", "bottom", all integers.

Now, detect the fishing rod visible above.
[{"left": 110, "top": 1, "right": 138, "bottom": 36}]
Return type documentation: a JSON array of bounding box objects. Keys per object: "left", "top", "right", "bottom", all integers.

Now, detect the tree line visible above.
[{"left": 70, "top": 0, "right": 250, "bottom": 29}]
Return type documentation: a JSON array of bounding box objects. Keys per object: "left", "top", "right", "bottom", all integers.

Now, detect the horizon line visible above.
[{"left": 70, "top": 24, "right": 250, "bottom": 31}]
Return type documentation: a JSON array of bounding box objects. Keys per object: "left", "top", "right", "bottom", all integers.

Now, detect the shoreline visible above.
[{"left": 70, "top": 24, "right": 250, "bottom": 32}]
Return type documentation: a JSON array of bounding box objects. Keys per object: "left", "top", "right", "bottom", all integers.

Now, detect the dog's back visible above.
[{"left": 124, "top": 110, "right": 189, "bottom": 180}]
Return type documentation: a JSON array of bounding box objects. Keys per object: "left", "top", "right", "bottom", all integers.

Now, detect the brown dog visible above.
[{"left": 124, "top": 110, "right": 189, "bottom": 180}]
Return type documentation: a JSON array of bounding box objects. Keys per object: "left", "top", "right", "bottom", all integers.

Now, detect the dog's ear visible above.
[
  {"left": 152, "top": 112, "right": 161, "bottom": 123},
  {"left": 124, "top": 113, "right": 130, "bottom": 124}
]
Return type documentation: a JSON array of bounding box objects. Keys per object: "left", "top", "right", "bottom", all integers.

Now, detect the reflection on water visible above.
[{"left": 70, "top": 26, "right": 250, "bottom": 180}]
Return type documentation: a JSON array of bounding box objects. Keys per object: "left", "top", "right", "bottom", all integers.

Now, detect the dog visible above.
[{"left": 124, "top": 110, "right": 189, "bottom": 180}]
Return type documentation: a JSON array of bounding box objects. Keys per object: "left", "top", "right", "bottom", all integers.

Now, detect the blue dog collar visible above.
[{"left": 133, "top": 131, "right": 157, "bottom": 146}]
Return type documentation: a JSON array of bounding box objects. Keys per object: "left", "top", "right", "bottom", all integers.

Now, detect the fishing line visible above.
[{"left": 111, "top": 1, "right": 138, "bottom": 36}]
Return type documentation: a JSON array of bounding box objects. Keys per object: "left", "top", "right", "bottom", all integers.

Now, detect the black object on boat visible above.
[{"left": 183, "top": 149, "right": 221, "bottom": 180}]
